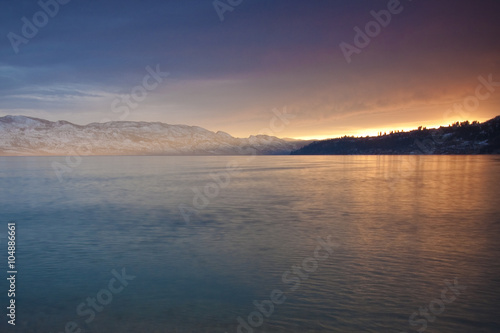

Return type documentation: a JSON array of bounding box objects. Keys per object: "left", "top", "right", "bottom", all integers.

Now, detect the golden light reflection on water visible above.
[{"left": 2, "top": 155, "right": 499, "bottom": 332}]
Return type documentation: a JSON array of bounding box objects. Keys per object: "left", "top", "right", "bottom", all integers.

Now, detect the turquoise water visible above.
[{"left": 0, "top": 155, "right": 499, "bottom": 332}]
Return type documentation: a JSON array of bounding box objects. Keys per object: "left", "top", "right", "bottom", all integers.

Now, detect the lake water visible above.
[{"left": 0, "top": 155, "right": 499, "bottom": 332}]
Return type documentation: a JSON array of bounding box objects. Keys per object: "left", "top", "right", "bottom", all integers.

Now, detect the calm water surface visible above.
[{"left": 0, "top": 156, "right": 499, "bottom": 332}]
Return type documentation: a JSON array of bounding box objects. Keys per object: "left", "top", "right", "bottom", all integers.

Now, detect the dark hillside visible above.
[{"left": 291, "top": 116, "right": 500, "bottom": 155}]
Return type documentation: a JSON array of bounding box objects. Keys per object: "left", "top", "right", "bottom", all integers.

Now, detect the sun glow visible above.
[{"left": 292, "top": 119, "right": 484, "bottom": 141}]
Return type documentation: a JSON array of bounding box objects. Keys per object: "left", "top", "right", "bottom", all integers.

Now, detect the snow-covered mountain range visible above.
[{"left": 0, "top": 115, "right": 309, "bottom": 156}]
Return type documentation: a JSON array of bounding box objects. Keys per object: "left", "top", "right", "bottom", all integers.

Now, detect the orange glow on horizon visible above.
[{"left": 292, "top": 118, "right": 491, "bottom": 141}]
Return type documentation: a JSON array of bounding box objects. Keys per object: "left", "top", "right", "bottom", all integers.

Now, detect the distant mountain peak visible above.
[{"left": 0, "top": 115, "right": 308, "bottom": 156}]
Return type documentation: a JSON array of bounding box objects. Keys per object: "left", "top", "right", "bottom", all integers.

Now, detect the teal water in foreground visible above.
[{"left": 1, "top": 155, "right": 499, "bottom": 332}]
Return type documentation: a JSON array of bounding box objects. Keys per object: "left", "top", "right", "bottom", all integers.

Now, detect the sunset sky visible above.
[{"left": 1, "top": 0, "right": 500, "bottom": 139}]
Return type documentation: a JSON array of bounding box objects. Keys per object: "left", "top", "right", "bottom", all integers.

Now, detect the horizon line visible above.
[{"left": 1, "top": 114, "right": 498, "bottom": 142}]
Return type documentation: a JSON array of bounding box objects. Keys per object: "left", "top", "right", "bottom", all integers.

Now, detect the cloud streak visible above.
[{"left": 1, "top": 0, "right": 499, "bottom": 138}]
